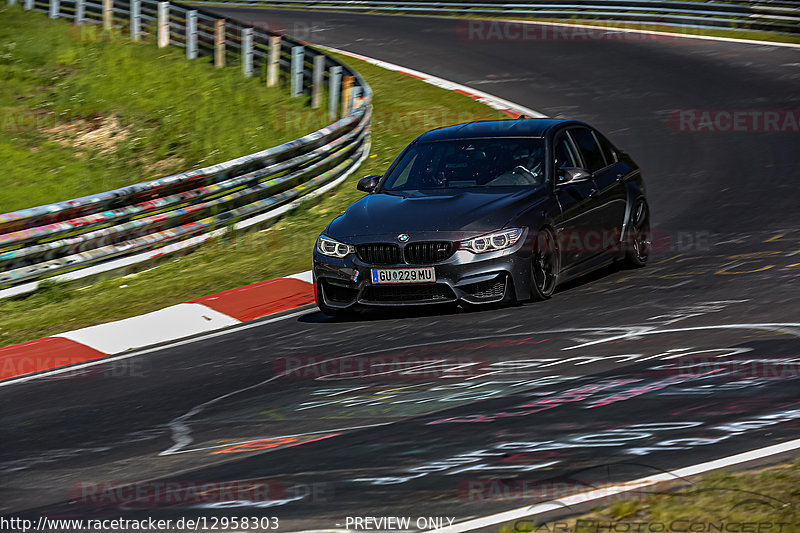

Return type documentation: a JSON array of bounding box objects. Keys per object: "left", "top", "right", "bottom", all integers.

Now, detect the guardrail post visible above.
[
  {"left": 352, "top": 86, "right": 362, "bottom": 109},
  {"left": 290, "top": 46, "right": 304, "bottom": 97},
  {"left": 157, "top": 2, "right": 169, "bottom": 48},
  {"left": 266, "top": 35, "right": 280, "bottom": 87},
  {"left": 341, "top": 75, "right": 354, "bottom": 117},
  {"left": 242, "top": 28, "right": 253, "bottom": 78},
  {"left": 186, "top": 10, "right": 197, "bottom": 59},
  {"left": 311, "top": 54, "right": 325, "bottom": 109},
  {"left": 130, "top": 0, "right": 140, "bottom": 40},
  {"left": 214, "top": 19, "right": 225, "bottom": 67},
  {"left": 49, "top": 0, "right": 59, "bottom": 18},
  {"left": 24, "top": 0, "right": 32, "bottom": 9},
  {"left": 74, "top": 0, "right": 84, "bottom": 24},
  {"left": 102, "top": 0, "right": 112, "bottom": 30},
  {"left": 328, "top": 65, "right": 341, "bottom": 122}
]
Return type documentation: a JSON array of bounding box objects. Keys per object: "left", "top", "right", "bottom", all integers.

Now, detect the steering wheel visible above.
[{"left": 512, "top": 164, "right": 541, "bottom": 183}]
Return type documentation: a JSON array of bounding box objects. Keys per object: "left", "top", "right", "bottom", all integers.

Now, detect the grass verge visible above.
[
  {"left": 497, "top": 457, "right": 800, "bottom": 533},
  {"left": 0, "top": 5, "right": 325, "bottom": 213},
  {"left": 0, "top": 45, "right": 506, "bottom": 346}
]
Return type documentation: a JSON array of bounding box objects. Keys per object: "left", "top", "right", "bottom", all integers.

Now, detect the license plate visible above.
[{"left": 371, "top": 267, "right": 435, "bottom": 284}]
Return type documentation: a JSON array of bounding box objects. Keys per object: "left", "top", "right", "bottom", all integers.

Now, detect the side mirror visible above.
[
  {"left": 557, "top": 167, "right": 592, "bottom": 185},
  {"left": 357, "top": 175, "right": 382, "bottom": 193}
]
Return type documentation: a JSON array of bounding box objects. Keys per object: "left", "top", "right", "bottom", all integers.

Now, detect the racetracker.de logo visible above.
[
  {"left": 457, "top": 479, "right": 656, "bottom": 503},
  {"left": 273, "top": 109, "right": 482, "bottom": 134},
  {"left": 668, "top": 110, "right": 800, "bottom": 133},
  {"left": 273, "top": 355, "right": 489, "bottom": 380},
  {"left": 69, "top": 481, "right": 286, "bottom": 509},
  {"left": 456, "top": 20, "right": 673, "bottom": 42},
  {"left": 675, "top": 357, "right": 800, "bottom": 378}
]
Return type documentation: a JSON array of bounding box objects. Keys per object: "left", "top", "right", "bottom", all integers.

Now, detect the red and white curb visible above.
[
  {"left": 0, "top": 271, "right": 315, "bottom": 381},
  {"left": 317, "top": 45, "right": 547, "bottom": 119}
]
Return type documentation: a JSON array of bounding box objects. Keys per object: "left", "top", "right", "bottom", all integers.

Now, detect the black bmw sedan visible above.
[{"left": 313, "top": 118, "right": 650, "bottom": 316}]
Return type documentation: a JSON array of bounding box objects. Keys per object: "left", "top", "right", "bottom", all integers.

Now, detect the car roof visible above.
[{"left": 413, "top": 118, "right": 582, "bottom": 142}]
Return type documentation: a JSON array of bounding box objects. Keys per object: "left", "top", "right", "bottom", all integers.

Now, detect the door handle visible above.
[{"left": 589, "top": 188, "right": 598, "bottom": 198}]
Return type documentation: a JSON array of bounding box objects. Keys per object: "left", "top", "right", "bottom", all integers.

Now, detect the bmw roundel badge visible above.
[{"left": 397, "top": 234, "right": 409, "bottom": 242}]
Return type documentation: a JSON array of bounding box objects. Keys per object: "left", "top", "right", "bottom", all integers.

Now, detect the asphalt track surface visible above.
[{"left": 2, "top": 10, "right": 800, "bottom": 531}]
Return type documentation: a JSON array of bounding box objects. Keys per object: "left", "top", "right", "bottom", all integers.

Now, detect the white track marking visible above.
[
  {"left": 315, "top": 323, "right": 800, "bottom": 361},
  {"left": 425, "top": 437, "right": 800, "bottom": 533},
  {"left": 57, "top": 303, "right": 241, "bottom": 354},
  {"left": 0, "top": 308, "right": 315, "bottom": 388},
  {"left": 287, "top": 271, "right": 314, "bottom": 283},
  {"left": 562, "top": 323, "right": 800, "bottom": 350}
]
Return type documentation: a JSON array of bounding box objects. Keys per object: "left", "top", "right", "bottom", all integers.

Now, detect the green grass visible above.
[
  {"left": 0, "top": 5, "right": 326, "bottom": 213},
  {"left": 0, "top": 42, "right": 506, "bottom": 346},
  {"left": 499, "top": 457, "right": 800, "bottom": 533}
]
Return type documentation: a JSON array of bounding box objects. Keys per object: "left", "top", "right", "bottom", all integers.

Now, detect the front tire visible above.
[
  {"left": 530, "top": 227, "right": 560, "bottom": 301},
  {"left": 623, "top": 199, "right": 651, "bottom": 268}
]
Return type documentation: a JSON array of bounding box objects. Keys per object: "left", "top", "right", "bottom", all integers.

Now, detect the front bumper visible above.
[{"left": 313, "top": 237, "right": 533, "bottom": 309}]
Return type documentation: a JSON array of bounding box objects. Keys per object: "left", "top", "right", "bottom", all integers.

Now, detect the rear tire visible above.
[
  {"left": 623, "top": 199, "right": 651, "bottom": 268},
  {"left": 530, "top": 227, "right": 560, "bottom": 301}
]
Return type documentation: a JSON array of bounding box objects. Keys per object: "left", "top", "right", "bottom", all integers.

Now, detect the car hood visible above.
[{"left": 326, "top": 188, "right": 546, "bottom": 240}]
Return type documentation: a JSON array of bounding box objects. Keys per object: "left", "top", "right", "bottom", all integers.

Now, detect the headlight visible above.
[
  {"left": 461, "top": 228, "right": 524, "bottom": 254},
  {"left": 316, "top": 235, "right": 355, "bottom": 258}
]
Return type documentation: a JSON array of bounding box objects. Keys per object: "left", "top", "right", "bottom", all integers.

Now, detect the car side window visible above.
[
  {"left": 595, "top": 131, "right": 619, "bottom": 164},
  {"left": 570, "top": 128, "right": 607, "bottom": 173},
  {"left": 553, "top": 134, "right": 580, "bottom": 183}
]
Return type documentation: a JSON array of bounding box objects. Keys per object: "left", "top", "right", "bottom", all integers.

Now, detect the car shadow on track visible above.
[
  {"left": 300, "top": 262, "right": 632, "bottom": 323},
  {"left": 555, "top": 261, "right": 631, "bottom": 294},
  {"left": 299, "top": 302, "right": 464, "bottom": 324}
]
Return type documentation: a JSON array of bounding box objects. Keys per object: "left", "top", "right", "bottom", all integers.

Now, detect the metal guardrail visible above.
[
  {"left": 0, "top": 0, "right": 372, "bottom": 295},
  {"left": 187, "top": 0, "right": 800, "bottom": 35}
]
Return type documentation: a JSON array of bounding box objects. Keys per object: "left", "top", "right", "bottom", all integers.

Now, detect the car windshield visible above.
[{"left": 381, "top": 138, "right": 545, "bottom": 191}]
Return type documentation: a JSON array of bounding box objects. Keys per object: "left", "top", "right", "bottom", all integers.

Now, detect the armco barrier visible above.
[
  {"left": 187, "top": 0, "right": 800, "bottom": 36},
  {"left": 0, "top": 0, "right": 372, "bottom": 296}
]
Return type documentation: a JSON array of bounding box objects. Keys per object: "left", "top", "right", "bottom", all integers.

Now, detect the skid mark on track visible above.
[
  {"left": 159, "top": 347, "right": 407, "bottom": 455},
  {"left": 159, "top": 322, "right": 800, "bottom": 457}
]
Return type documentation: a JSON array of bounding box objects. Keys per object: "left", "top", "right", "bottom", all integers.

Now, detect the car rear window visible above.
[
  {"left": 596, "top": 132, "right": 619, "bottom": 164},
  {"left": 570, "top": 128, "right": 607, "bottom": 173}
]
